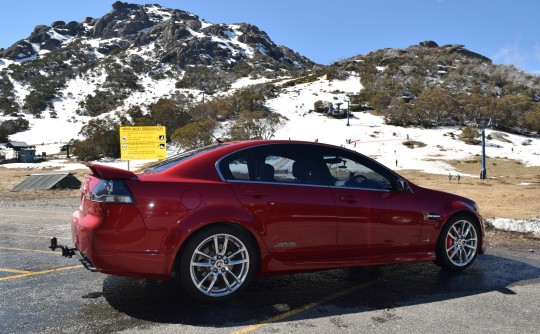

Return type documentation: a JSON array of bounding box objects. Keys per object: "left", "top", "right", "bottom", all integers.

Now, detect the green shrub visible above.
[
  {"left": 78, "top": 91, "right": 121, "bottom": 117},
  {"left": 171, "top": 120, "right": 217, "bottom": 150},
  {"left": 227, "top": 111, "right": 286, "bottom": 140},
  {"left": 74, "top": 116, "right": 121, "bottom": 160},
  {"left": 0, "top": 117, "right": 29, "bottom": 142},
  {"left": 460, "top": 126, "right": 481, "bottom": 145},
  {"left": 402, "top": 140, "right": 427, "bottom": 149},
  {"left": 175, "top": 66, "right": 233, "bottom": 92}
]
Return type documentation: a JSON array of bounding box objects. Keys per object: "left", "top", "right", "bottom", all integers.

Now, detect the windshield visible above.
[{"left": 141, "top": 143, "right": 225, "bottom": 173}]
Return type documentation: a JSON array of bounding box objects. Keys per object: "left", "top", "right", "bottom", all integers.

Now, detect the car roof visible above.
[
  {"left": 144, "top": 140, "right": 328, "bottom": 180},
  {"left": 141, "top": 139, "right": 396, "bottom": 183}
]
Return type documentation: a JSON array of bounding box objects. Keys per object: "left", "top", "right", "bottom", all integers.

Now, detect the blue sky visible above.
[{"left": 1, "top": 0, "right": 539, "bottom": 74}]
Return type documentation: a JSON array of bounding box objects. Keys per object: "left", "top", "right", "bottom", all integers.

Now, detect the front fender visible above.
[{"left": 414, "top": 184, "right": 484, "bottom": 250}]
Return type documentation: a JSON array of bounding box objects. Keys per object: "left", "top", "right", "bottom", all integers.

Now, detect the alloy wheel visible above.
[
  {"left": 189, "top": 233, "right": 250, "bottom": 298},
  {"left": 444, "top": 219, "right": 478, "bottom": 267}
]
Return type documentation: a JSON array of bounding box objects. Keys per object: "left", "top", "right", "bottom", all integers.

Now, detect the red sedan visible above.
[{"left": 53, "top": 140, "right": 485, "bottom": 302}]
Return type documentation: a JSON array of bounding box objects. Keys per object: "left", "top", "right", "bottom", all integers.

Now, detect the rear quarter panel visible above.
[{"left": 130, "top": 175, "right": 269, "bottom": 275}]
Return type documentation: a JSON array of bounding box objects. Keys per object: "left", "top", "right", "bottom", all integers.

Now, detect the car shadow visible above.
[{"left": 100, "top": 253, "right": 539, "bottom": 327}]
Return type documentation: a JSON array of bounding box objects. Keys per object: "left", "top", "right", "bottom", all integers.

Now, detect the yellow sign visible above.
[{"left": 119, "top": 126, "right": 167, "bottom": 160}]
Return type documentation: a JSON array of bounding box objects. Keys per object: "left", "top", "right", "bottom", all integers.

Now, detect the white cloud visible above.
[{"left": 492, "top": 42, "right": 528, "bottom": 67}]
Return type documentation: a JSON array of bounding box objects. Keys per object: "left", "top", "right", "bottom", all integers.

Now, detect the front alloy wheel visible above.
[
  {"left": 178, "top": 226, "right": 256, "bottom": 302},
  {"left": 436, "top": 216, "right": 479, "bottom": 271}
]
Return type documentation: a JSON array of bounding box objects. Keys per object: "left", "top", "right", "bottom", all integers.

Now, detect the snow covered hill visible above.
[
  {"left": 268, "top": 74, "right": 540, "bottom": 174},
  {"left": 4, "top": 70, "right": 539, "bottom": 173}
]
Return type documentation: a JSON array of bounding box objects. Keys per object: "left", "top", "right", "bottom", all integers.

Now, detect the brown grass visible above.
[
  {"left": 0, "top": 167, "right": 88, "bottom": 201},
  {"left": 400, "top": 157, "right": 540, "bottom": 220}
]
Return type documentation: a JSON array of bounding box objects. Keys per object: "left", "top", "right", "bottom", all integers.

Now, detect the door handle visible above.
[
  {"left": 243, "top": 190, "right": 267, "bottom": 198},
  {"left": 340, "top": 195, "right": 358, "bottom": 203}
]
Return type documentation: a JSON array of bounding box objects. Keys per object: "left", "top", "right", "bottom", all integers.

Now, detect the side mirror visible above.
[{"left": 396, "top": 179, "right": 408, "bottom": 192}]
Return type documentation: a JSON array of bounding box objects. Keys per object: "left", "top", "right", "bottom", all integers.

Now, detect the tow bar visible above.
[
  {"left": 49, "top": 237, "right": 98, "bottom": 271},
  {"left": 49, "top": 237, "right": 76, "bottom": 257}
]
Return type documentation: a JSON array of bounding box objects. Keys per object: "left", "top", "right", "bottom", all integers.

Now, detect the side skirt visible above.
[{"left": 259, "top": 251, "right": 436, "bottom": 276}]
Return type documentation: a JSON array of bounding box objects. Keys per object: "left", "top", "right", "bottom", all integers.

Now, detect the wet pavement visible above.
[{"left": 1, "top": 202, "right": 539, "bottom": 333}]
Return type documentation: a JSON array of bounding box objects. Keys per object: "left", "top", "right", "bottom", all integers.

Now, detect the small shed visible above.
[
  {"left": 19, "top": 148, "right": 36, "bottom": 163},
  {"left": 6, "top": 141, "right": 36, "bottom": 163},
  {"left": 11, "top": 173, "right": 81, "bottom": 192}
]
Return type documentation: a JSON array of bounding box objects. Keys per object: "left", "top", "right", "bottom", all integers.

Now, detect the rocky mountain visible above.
[
  {"left": 0, "top": 1, "right": 311, "bottom": 69},
  {"left": 0, "top": 1, "right": 314, "bottom": 121},
  {"left": 330, "top": 40, "right": 540, "bottom": 134}
]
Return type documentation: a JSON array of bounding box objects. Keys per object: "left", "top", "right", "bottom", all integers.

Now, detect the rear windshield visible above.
[{"left": 141, "top": 143, "right": 225, "bottom": 173}]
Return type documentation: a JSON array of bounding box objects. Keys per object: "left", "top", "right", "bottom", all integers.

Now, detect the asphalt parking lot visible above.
[{"left": 1, "top": 199, "right": 539, "bottom": 334}]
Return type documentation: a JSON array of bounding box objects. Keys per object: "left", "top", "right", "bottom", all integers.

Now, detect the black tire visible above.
[
  {"left": 177, "top": 225, "right": 257, "bottom": 302},
  {"left": 435, "top": 215, "right": 480, "bottom": 271}
]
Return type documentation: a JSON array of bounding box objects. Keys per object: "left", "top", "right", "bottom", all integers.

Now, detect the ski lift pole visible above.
[
  {"left": 476, "top": 117, "right": 491, "bottom": 180},
  {"left": 345, "top": 96, "right": 350, "bottom": 126},
  {"left": 481, "top": 128, "right": 486, "bottom": 180}
]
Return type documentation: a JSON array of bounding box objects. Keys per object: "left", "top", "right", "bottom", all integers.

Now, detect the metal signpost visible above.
[{"left": 119, "top": 126, "right": 167, "bottom": 169}]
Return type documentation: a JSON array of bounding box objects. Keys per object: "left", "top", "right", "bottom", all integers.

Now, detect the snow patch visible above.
[{"left": 487, "top": 217, "right": 540, "bottom": 235}]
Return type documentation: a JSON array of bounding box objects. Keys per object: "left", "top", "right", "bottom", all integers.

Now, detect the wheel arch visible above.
[
  {"left": 170, "top": 221, "right": 264, "bottom": 277},
  {"left": 443, "top": 210, "right": 484, "bottom": 254},
  {"left": 434, "top": 209, "right": 484, "bottom": 270}
]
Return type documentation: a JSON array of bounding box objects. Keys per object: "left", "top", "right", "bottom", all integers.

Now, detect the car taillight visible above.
[{"left": 91, "top": 179, "right": 134, "bottom": 204}]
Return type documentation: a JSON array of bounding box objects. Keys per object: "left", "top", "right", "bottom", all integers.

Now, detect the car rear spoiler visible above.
[{"left": 82, "top": 162, "right": 138, "bottom": 180}]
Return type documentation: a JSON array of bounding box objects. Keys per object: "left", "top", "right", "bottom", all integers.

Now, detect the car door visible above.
[
  {"left": 219, "top": 144, "right": 337, "bottom": 261},
  {"left": 320, "top": 147, "right": 424, "bottom": 257}
]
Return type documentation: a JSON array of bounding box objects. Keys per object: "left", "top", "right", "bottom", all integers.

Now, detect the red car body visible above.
[{"left": 69, "top": 140, "right": 485, "bottom": 300}]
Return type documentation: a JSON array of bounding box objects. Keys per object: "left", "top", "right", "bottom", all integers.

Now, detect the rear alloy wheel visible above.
[
  {"left": 178, "top": 226, "right": 256, "bottom": 302},
  {"left": 436, "top": 216, "right": 479, "bottom": 271}
]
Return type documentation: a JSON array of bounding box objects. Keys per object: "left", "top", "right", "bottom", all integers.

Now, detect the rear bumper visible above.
[{"left": 71, "top": 210, "right": 173, "bottom": 279}]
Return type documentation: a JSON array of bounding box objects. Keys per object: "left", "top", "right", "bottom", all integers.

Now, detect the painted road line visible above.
[
  {"left": 0, "top": 224, "right": 69, "bottom": 231},
  {"left": 0, "top": 208, "right": 72, "bottom": 213},
  {"left": 0, "top": 246, "right": 58, "bottom": 254},
  {"left": 0, "top": 265, "right": 83, "bottom": 281},
  {"left": 0, "top": 268, "right": 33, "bottom": 274},
  {"left": 27, "top": 226, "right": 70, "bottom": 233},
  {"left": 0, "top": 232, "right": 69, "bottom": 239},
  {"left": 0, "top": 214, "right": 68, "bottom": 220},
  {"left": 0, "top": 232, "right": 49, "bottom": 238},
  {"left": 36, "top": 225, "right": 70, "bottom": 231},
  {"left": 230, "top": 280, "right": 377, "bottom": 334}
]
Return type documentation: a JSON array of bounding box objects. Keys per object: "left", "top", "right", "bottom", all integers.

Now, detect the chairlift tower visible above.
[
  {"left": 345, "top": 96, "right": 350, "bottom": 126},
  {"left": 475, "top": 117, "right": 492, "bottom": 180}
]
